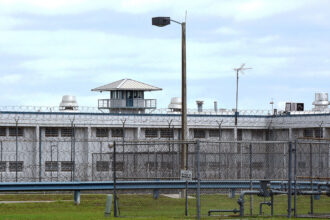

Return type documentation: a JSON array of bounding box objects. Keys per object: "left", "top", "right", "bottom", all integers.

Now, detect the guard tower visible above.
[{"left": 92, "top": 79, "right": 162, "bottom": 113}]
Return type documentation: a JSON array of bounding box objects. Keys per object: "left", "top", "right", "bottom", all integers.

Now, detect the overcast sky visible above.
[{"left": 0, "top": 0, "right": 329, "bottom": 111}]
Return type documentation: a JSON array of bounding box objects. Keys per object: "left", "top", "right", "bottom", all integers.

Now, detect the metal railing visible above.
[{"left": 97, "top": 99, "right": 157, "bottom": 109}]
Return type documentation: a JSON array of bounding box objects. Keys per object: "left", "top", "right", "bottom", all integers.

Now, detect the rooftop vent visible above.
[
  {"left": 168, "top": 97, "right": 181, "bottom": 112},
  {"left": 196, "top": 100, "right": 204, "bottom": 112},
  {"left": 59, "top": 95, "right": 78, "bottom": 111},
  {"left": 313, "top": 93, "right": 329, "bottom": 111}
]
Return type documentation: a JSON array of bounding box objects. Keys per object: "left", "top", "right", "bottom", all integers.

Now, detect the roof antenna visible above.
[
  {"left": 185, "top": 10, "right": 187, "bottom": 23},
  {"left": 233, "top": 63, "right": 252, "bottom": 126}
]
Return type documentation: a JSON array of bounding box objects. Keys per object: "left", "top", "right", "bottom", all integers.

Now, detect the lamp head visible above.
[{"left": 152, "top": 17, "right": 171, "bottom": 27}]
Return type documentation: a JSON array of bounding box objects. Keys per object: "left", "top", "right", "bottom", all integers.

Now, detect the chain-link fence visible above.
[
  {"left": 293, "top": 139, "right": 330, "bottom": 218},
  {"left": 0, "top": 139, "right": 329, "bottom": 218}
]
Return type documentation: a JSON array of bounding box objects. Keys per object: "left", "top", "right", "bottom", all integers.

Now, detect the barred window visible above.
[
  {"left": 111, "top": 128, "right": 123, "bottom": 137},
  {"left": 314, "top": 128, "right": 323, "bottom": 138},
  {"left": 237, "top": 129, "right": 242, "bottom": 141},
  {"left": 160, "top": 162, "right": 173, "bottom": 169},
  {"left": 96, "top": 128, "right": 109, "bottom": 137},
  {"left": 145, "top": 162, "right": 156, "bottom": 170},
  {"left": 9, "top": 127, "right": 24, "bottom": 137},
  {"left": 96, "top": 161, "right": 110, "bottom": 172},
  {"left": 61, "top": 161, "right": 74, "bottom": 172},
  {"left": 298, "top": 162, "right": 306, "bottom": 169},
  {"left": 160, "top": 129, "right": 173, "bottom": 138},
  {"left": 266, "top": 130, "right": 274, "bottom": 140},
  {"left": 303, "top": 129, "right": 313, "bottom": 138},
  {"left": 45, "top": 127, "right": 59, "bottom": 137},
  {"left": 252, "top": 162, "right": 263, "bottom": 169},
  {"left": 61, "top": 128, "right": 73, "bottom": 137},
  {"left": 0, "top": 161, "right": 6, "bottom": 172},
  {"left": 209, "top": 129, "right": 220, "bottom": 137},
  {"left": 194, "top": 129, "right": 205, "bottom": 138},
  {"left": 145, "top": 129, "right": 158, "bottom": 138},
  {"left": 112, "top": 161, "right": 124, "bottom": 171},
  {"left": 9, "top": 161, "right": 23, "bottom": 172},
  {"left": 0, "top": 127, "right": 6, "bottom": 136},
  {"left": 45, "top": 161, "right": 58, "bottom": 172}
]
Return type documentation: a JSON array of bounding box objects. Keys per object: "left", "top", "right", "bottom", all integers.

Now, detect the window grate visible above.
[
  {"left": 45, "top": 161, "right": 59, "bottom": 172},
  {"left": 45, "top": 128, "right": 59, "bottom": 137},
  {"left": 209, "top": 129, "right": 220, "bottom": 137},
  {"left": 61, "top": 161, "right": 74, "bottom": 172},
  {"left": 0, "top": 127, "right": 6, "bottom": 136},
  {"left": 9, "top": 161, "right": 23, "bottom": 172},
  {"left": 96, "top": 128, "right": 109, "bottom": 137},
  {"left": 0, "top": 161, "right": 6, "bottom": 172},
  {"left": 61, "top": 128, "right": 73, "bottom": 137},
  {"left": 194, "top": 129, "right": 205, "bottom": 138},
  {"left": 303, "top": 129, "right": 313, "bottom": 138},
  {"left": 145, "top": 129, "right": 158, "bottom": 138},
  {"left": 160, "top": 129, "right": 173, "bottom": 138},
  {"left": 112, "top": 161, "right": 124, "bottom": 171},
  {"left": 111, "top": 128, "right": 123, "bottom": 137},
  {"left": 96, "top": 161, "right": 110, "bottom": 172},
  {"left": 314, "top": 128, "right": 323, "bottom": 138},
  {"left": 9, "top": 127, "right": 24, "bottom": 137}
]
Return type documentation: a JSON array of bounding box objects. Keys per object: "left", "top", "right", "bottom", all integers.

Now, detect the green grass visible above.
[{"left": 0, "top": 193, "right": 329, "bottom": 219}]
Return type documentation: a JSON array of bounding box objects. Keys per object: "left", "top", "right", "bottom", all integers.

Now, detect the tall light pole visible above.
[
  {"left": 152, "top": 17, "right": 187, "bottom": 171},
  {"left": 233, "top": 64, "right": 252, "bottom": 126}
]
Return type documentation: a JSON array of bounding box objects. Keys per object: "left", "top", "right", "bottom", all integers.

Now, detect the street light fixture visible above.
[{"left": 152, "top": 17, "right": 187, "bottom": 172}]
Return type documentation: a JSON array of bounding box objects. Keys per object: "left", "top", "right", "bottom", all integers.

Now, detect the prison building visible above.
[{"left": 0, "top": 79, "right": 329, "bottom": 182}]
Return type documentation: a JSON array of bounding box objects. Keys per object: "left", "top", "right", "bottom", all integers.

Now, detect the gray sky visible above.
[{"left": 0, "top": 0, "right": 329, "bottom": 111}]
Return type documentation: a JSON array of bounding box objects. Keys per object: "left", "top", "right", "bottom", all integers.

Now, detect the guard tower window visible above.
[
  {"left": 209, "top": 129, "right": 220, "bottom": 137},
  {"left": 9, "top": 161, "right": 23, "bottom": 172},
  {"left": 160, "top": 129, "right": 173, "bottom": 138},
  {"left": 9, "top": 127, "right": 24, "bottom": 137},
  {"left": 61, "top": 128, "right": 73, "bottom": 137},
  {"left": 45, "top": 127, "right": 59, "bottom": 137},
  {"left": 0, "top": 127, "right": 6, "bottom": 136},
  {"left": 111, "top": 128, "right": 123, "bottom": 137},
  {"left": 145, "top": 129, "right": 158, "bottom": 138},
  {"left": 96, "top": 128, "right": 109, "bottom": 137},
  {"left": 194, "top": 129, "right": 205, "bottom": 138}
]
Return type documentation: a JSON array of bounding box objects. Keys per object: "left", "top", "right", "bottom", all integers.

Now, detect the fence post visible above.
[
  {"left": 309, "top": 143, "right": 314, "bottom": 214},
  {"left": 249, "top": 143, "right": 253, "bottom": 215},
  {"left": 288, "top": 141, "right": 292, "bottom": 218},
  {"left": 39, "top": 127, "right": 42, "bottom": 182},
  {"left": 196, "top": 140, "right": 201, "bottom": 220},
  {"left": 113, "top": 141, "right": 118, "bottom": 217},
  {"left": 15, "top": 119, "right": 18, "bottom": 182},
  {"left": 294, "top": 140, "right": 297, "bottom": 217},
  {"left": 0, "top": 141, "right": 2, "bottom": 182}
]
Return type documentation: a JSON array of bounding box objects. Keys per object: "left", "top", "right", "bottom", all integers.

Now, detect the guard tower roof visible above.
[{"left": 91, "top": 79, "right": 162, "bottom": 92}]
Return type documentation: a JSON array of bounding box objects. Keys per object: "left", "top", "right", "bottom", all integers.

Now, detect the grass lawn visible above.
[{"left": 0, "top": 193, "right": 329, "bottom": 219}]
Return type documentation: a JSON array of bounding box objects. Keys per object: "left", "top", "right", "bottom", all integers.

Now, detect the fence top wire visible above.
[
  {"left": 200, "top": 140, "right": 290, "bottom": 144},
  {"left": 113, "top": 140, "right": 197, "bottom": 146}
]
